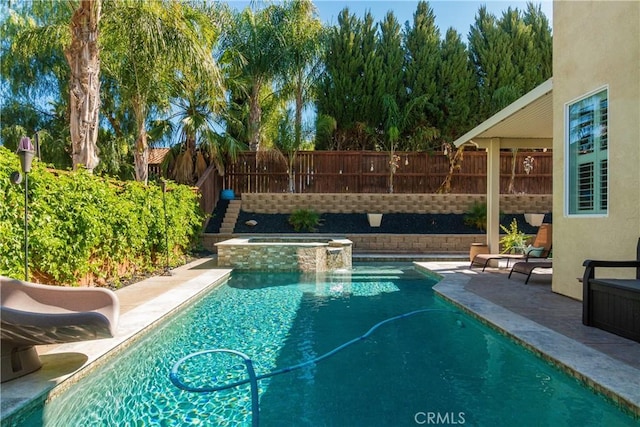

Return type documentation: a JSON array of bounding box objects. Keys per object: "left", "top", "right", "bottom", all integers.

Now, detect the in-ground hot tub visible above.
[{"left": 215, "top": 237, "right": 352, "bottom": 272}]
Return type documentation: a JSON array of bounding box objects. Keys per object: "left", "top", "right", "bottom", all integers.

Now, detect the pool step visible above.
[{"left": 220, "top": 199, "right": 242, "bottom": 234}]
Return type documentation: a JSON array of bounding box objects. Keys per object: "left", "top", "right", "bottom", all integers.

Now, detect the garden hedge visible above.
[{"left": 0, "top": 146, "right": 203, "bottom": 287}]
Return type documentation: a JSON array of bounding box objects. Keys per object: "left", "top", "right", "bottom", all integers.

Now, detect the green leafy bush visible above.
[
  {"left": 288, "top": 209, "right": 322, "bottom": 232},
  {"left": 0, "top": 146, "right": 203, "bottom": 286},
  {"left": 464, "top": 202, "right": 505, "bottom": 232},
  {"left": 499, "top": 219, "right": 528, "bottom": 254},
  {"left": 463, "top": 202, "right": 487, "bottom": 231}
]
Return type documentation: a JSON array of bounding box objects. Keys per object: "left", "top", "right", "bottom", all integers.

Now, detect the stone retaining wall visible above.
[
  {"left": 241, "top": 193, "right": 551, "bottom": 214},
  {"left": 346, "top": 233, "right": 483, "bottom": 253},
  {"left": 202, "top": 193, "right": 550, "bottom": 255}
]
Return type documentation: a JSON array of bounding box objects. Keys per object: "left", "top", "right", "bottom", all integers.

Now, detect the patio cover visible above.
[{"left": 453, "top": 79, "right": 553, "bottom": 253}]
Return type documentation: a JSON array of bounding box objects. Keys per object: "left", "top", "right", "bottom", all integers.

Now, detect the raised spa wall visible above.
[{"left": 216, "top": 237, "right": 352, "bottom": 272}]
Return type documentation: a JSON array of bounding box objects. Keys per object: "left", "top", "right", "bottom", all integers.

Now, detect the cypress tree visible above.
[
  {"left": 316, "top": 8, "right": 365, "bottom": 149},
  {"left": 315, "top": 2, "right": 552, "bottom": 150},
  {"left": 469, "top": 4, "right": 553, "bottom": 121},
  {"left": 359, "top": 11, "right": 382, "bottom": 146},
  {"left": 468, "top": 6, "right": 513, "bottom": 120},
  {"left": 316, "top": 9, "right": 383, "bottom": 150},
  {"left": 523, "top": 2, "right": 553, "bottom": 84},
  {"left": 403, "top": 1, "right": 441, "bottom": 149},
  {"left": 437, "top": 27, "right": 476, "bottom": 142},
  {"left": 374, "top": 11, "right": 404, "bottom": 132},
  {"left": 495, "top": 7, "right": 529, "bottom": 107}
]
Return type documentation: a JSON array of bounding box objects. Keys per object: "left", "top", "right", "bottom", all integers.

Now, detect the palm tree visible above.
[
  {"left": 218, "top": 4, "right": 288, "bottom": 151},
  {"left": 65, "top": 0, "right": 101, "bottom": 171},
  {"left": 267, "top": 107, "right": 314, "bottom": 193},
  {"left": 100, "top": 0, "right": 222, "bottom": 184},
  {"left": 2, "top": 0, "right": 222, "bottom": 181},
  {"left": 1, "top": 1, "right": 89, "bottom": 170},
  {"left": 151, "top": 76, "right": 245, "bottom": 185},
  {"left": 277, "top": 0, "right": 324, "bottom": 148},
  {"left": 380, "top": 94, "right": 436, "bottom": 192}
]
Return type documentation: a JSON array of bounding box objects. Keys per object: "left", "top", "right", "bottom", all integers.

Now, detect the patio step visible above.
[{"left": 220, "top": 199, "right": 242, "bottom": 234}]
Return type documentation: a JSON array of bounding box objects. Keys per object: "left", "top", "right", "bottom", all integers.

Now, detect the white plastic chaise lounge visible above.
[
  {"left": 0, "top": 276, "right": 119, "bottom": 382},
  {"left": 470, "top": 223, "right": 553, "bottom": 271}
]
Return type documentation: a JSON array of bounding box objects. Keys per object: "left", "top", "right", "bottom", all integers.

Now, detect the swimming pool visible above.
[{"left": 18, "top": 264, "right": 636, "bottom": 426}]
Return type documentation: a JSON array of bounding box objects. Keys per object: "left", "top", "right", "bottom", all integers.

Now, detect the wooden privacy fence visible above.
[
  {"left": 195, "top": 162, "right": 222, "bottom": 222},
  {"left": 222, "top": 150, "right": 552, "bottom": 195}
]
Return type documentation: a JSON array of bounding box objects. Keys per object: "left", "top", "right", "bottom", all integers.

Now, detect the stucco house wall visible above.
[{"left": 552, "top": 1, "right": 640, "bottom": 299}]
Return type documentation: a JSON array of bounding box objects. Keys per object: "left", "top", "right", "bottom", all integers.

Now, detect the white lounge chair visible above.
[{"left": 1, "top": 276, "right": 119, "bottom": 382}]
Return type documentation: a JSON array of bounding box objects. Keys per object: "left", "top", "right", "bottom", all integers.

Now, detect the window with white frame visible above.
[{"left": 566, "top": 87, "right": 608, "bottom": 215}]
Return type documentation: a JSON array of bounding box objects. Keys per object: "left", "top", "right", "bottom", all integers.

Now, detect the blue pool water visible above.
[{"left": 21, "top": 264, "right": 636, "bottom": 426}]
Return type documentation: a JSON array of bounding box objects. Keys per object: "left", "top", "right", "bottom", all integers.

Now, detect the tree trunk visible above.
[
  {"left": 248, "top": 83, "right": 262, "bottom": 151},
  {"left": 288, "top": 153, "right": 296, "bottom": 193},
  {"left": 134, "top": 119, "right": 149, "bottom": 184},
  {"left": 507, "top": 148, "right": 518, "bottom": 194},
  {"left": 65, "top": 0, "right": 101, "bottom": 172},
  {"left": 295, "top": 70, "right": 303, "bottom": 147},
  {"left": 437, "top": 144, "right": 465, "bottom": 194}
]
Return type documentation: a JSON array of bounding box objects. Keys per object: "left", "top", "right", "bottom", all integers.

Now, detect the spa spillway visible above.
[{"left": 215, "top": 237, "right": 352, "bottom": 272}]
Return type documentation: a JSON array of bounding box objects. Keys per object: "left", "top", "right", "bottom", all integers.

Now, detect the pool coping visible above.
[
  {"left": 416, "top": 261, "right": 640, "bottom": 418},
  {"left": 0, "top": 260, "right": 231, "bottom": 425}
]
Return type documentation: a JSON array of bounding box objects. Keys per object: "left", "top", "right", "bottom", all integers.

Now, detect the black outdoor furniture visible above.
[
  {"left": 509, "top": 261, "right": 553, "bottom": 284},
  {"left": 582, "top": 238, "right": 640, "bottom": 343}
]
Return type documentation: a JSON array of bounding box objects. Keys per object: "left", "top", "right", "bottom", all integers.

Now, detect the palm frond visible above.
[
  {"left": 194, "top": 150, "right": 208, "bottom": 180},
  {"left": 256, "top": 147, "right": 287, "bottom": 171},
  {"left": 173, "top": 147, "right": 194, "bottom": 184}
]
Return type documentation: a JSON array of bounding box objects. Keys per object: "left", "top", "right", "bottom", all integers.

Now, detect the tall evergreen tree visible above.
[
  {"left": 437, "top": 27, "right": 476, "bottom": 143},
  {"left": 316, "top": 8, "right": 367, "bottom": 149},
  {"left": 497, "top": 7, "right": 534, "bottom": 102},
  {"left": 469, "top": 4, "right": 552, "bottom": 122},
  {"left": 403, "top": 0, "right": 441, "bottom": 150},
  {"left": 373, "top": 11, "right": 404, "bottom": 133},
  {"left": 359, "top": 11, "right": 381, "bottom": 143},
  {"left": 468, "top": 6, "right": 511, "bottom": 120},
  {"left": 313, "top": 2, "right": 551, "bottom": 152},
  {"left": 523, "top": 2, "right": 553, "bottom": 83}
]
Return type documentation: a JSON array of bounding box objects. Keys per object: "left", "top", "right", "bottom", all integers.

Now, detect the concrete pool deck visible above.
[{"left": 1, "top": 256, "right": 639, "bottom": 424}]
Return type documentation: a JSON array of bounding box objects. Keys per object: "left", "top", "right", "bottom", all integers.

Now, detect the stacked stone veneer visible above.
[
  {"left": 203, "top": 193, "right": 552, "bottom": 254},
  {"left": 216, "top": 238, "right": 352, "bottom": 271},
  {"left": 204, "top": 232, "right": 484, "bottom": 255}
]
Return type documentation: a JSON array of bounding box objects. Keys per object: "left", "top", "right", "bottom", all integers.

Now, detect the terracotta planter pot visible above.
[{"left": 470, "top": 243, "right": 489, "bottom": 261}]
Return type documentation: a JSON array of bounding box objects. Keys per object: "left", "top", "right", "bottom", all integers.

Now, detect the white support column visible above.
[{"left": 486, "top": 139, "right": 501, "bottom": 253}]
